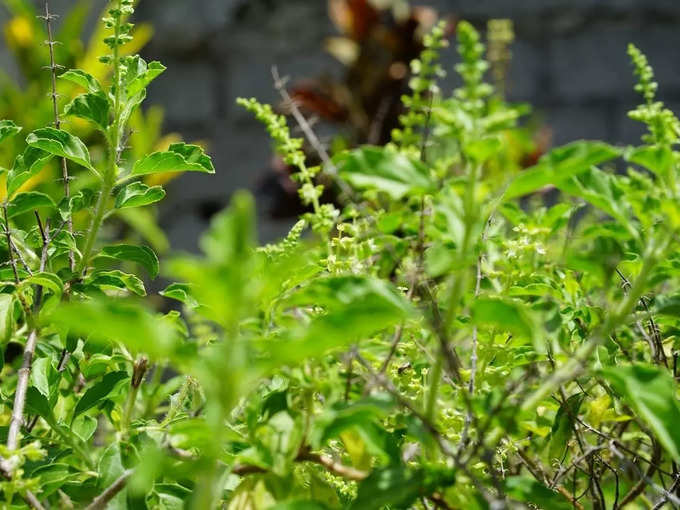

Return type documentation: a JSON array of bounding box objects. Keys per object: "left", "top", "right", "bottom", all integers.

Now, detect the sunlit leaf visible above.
[
  {"left": 132, "top": 143, "right": 214, "bottom": 176},
  {"left": 0, "top": 120, "right": 22, "bottom": 144},
  {"left": 85, "top": 270, "right": 146, "bottom": 296},
  {"left": 99, "top": 245, "right": 159, "bottom": 279},
  {"left": 26, "top": 127, "right": 97, "bottom": 175},
  {"left": 64, "top": 92, "right": 110, "bottom": 131},
  {"left": 60, "top": 69, "right": 103, "bottom": 94},
  {"left": 8, "top": 191, "right": 56, "bottom": 218},
  {"left": 115, "top": 182, "right": 166, "bottom": 209},
  {"left": 7, "top": 146, "right": 53, "bottom": 198},
  {"left": 336, "top": 146, "right": 433, "bottom": 199},
  {"left": 504, "top": 141, "right": 621, "bottom": 200},
  {"left": 471, "top": 297, "right": 536, "bottom": 341}
]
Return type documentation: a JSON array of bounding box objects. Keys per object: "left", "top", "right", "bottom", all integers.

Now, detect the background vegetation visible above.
[{"left": 0, "top": 1, "right": 679, "bottom": 509}]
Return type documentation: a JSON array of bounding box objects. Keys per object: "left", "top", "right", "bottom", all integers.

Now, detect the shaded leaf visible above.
[
  {"left": 73, "top": 371, "right": 129, "bottom": 419},
  {"left": 350, "top": 467, "right": 426, "bottom": 510},
  {"left": 601, "top": 364, "right": 680, "bottom": 461},
  {"left": 25, "top": 386, "right": 54, "bottom": 422},
  {"left": 504, "top": 476, "right": 572, "bottom": 510},
  {"left": 548, "top": 393, "right": 584, "bottom": 461}
]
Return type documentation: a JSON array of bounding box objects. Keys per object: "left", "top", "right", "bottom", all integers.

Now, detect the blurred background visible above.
[{"left": 1, "top": 0, "right": 679, "bottom": 251}]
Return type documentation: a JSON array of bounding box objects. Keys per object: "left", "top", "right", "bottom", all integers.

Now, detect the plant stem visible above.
[
  {"left": 521, "top": 238, "right": 664, "bottom": 412},
  {"left": 84, "top": 469, "right": 133, "bottom": 510},
  {"left": 77, "top": 0, "right": 124, "bottom": 275},
  {"left": 7, "top": 330, "right": 38, "bottom": 451},
  {"left": 44, "top": 0, "right": 74, "bottom": 272},
  {"left": 426, "top": 356, "right": 443, "bottom": 421}
]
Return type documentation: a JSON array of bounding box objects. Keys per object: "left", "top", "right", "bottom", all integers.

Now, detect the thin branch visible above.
[
  {"left": 43, "top": 0, "right": 74, "bottom": 272},
  {"left": 271, "top": 66, "right": 354, "bottom": 198},
  {"left": 7, "top": 330, "right": 39, "bottom": 451},
  {"left": 84, "top": 469, "right": 133, "bottom": 510},
  {"left": 3, "top": 205, "right": 20, "bottom": 284},
  {"left": 297, "top": 451, "right": 368, "bottom": 481}
]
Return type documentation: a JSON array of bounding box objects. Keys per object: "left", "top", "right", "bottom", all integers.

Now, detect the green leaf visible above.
[
  {"left": 98, "top": 443, "right": 127, "bottom": 509},
  {"left": 504, "top": 476, "right": 572, "bottom": 510},
  {"left": 652, "top": 293, "right": 680, "bottom": 316},
  {"left": 72, "top": 414, "right": 98, "bottom": 442},
  {"left": 556, "top": 166, "right": 632, "bottom": 228},
  {"left": 99, "top": 245, "right": 159, "bottom": 279},
  {"left": 504, "top": 141, "right": 621, "bottom": 200},
  {"left": 73, "top": 371, "right": 129, "bottom": 419},
  {"left": 58, "top": 189, "right": 96, "bottom": 221},
  {"left": 0, "top": 293, "right": 14, "bottom": 344},
  {"left": 626, "top": 144, "right": 674, "bottom": 177},
  {"left": 266, "top": 276, "right": 412, "bottom": 366},
  {"left": 50, "top": 298, "right": 181, "bottom": 359},
  {"left": 464, "top": 136, "right": 502, "bottom": 163},
  {"left": 336, "top": 146, "right": 433, "bottom": 199},
  {"left": 548, "top": 393, "right": 584, "bottom": 461},
  {"left": 26, "top": 127, "right": 96, "bottom": 174},
  {"left": 131, "top": 143, "right": 214, "bottom": 176},
  {"left": 0, "top": 120, "right": 22, "bottom": 144},
  {"left": 31, "top": 357, "right": 53, "bottom": 399},
  {"left": 25, "top": 386, "right": 55, "bottom": 422},
  {"left": 350, "top": 467, "right": 426, "bottom": 510},
  {"left": 60, "top": 69, "right": 103, "bottom": 94},
  {"left": 270, "top": 503, "right": 329, "bottom": 510},
  {"left": 64, "top": 93, "right": 110, "bottom": 131},
  {"left": 8, "top": 191, "right": 56, "bottom": 218},
  {"left": 115, "top": 182, "right": 166, "bottom": 209},
  {"left": 84, "top": 270, "right": 146, "bottom": 296},
  {"left": 126, "top": 59, "right": 166, "bottom": 97},
  {"left": 601, "top": 364, "right": 680, "bottom": 461},
  {"left": 471, "top": 297, "right": 536, "bottom": 341},
  {"left": 7, "top": 147, "right": 54, "bottom": 198},
  {"left": 159, "top": 283, "right": 198, "bottom": 308},
  {"left": 20, "top": 272, "right": 64, "bottom": 297}
]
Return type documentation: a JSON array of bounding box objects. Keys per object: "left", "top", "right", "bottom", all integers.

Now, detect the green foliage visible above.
[{"left": 1, "top": 8, "right": 680, "bottom": 510}]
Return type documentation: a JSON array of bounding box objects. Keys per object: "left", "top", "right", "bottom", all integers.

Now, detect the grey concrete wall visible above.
[
  {"left": 3, "top": 1, "right": 680, "bottom": 249},
  {"left": 133, "top": 0, "right": 680, "bottom": 249}
]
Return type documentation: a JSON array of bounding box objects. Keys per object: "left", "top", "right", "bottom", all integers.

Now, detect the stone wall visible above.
[{"left": 4, "top": 1, "right": 680, "bottom": 248}]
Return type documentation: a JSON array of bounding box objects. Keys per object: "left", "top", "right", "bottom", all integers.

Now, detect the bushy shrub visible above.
[{"left": 1, "top": 3, "right": 679, "bottom": 509}]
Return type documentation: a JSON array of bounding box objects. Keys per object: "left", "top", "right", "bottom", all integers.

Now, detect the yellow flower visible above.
[{"left": 5, "top": 16, "right": 34, "bottom": 49}]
